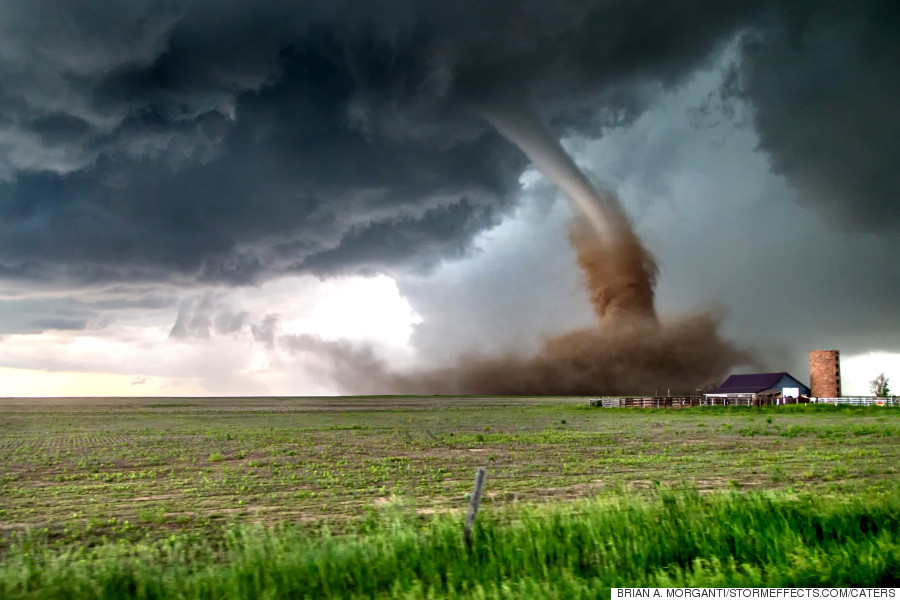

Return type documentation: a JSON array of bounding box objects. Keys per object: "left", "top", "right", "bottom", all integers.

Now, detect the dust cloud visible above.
[
  {"left": 390, "top": 311, "right": 750, "bottom": 396},
  {"left": 289, "top": 210, "right": 751, "bottom": 396},
  {"left": 569, "top": 218, "right": 657, "bottom": 325}
]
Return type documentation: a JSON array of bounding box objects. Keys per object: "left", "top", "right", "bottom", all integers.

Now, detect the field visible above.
[{"left": 1, "top": 396, "right": 899, "bottom": 597}]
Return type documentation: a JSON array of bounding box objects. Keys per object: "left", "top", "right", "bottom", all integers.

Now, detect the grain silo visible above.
[{"left": 809, "top": 350, "right": 841, "bottom": 398}]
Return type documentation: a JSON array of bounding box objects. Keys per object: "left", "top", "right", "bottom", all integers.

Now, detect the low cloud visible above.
[{"left": 251, "top": 314, "right": 280, "bottom": 350}]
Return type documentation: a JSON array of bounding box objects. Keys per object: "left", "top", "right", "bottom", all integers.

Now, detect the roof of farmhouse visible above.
[{"left": 708, "top": 372, "right": 808, "bottom": 395}]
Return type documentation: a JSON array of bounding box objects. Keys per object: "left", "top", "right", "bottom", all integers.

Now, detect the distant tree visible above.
[{"left": 870, "top": 373, "right": 891, "bottom": 397}]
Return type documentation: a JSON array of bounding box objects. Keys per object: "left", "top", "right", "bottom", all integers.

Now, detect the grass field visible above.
[{"left": 1, "top": 397, "right": 899, "bottom": 597}]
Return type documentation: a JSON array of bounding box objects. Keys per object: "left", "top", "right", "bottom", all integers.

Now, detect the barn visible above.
[{"left": 704, "top": 372, "right": 811, "bottom": 406}]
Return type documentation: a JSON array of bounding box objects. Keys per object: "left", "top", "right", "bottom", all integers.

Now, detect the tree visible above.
[{"left": 870, "top": 373, "right": 891, "bottom": 397}]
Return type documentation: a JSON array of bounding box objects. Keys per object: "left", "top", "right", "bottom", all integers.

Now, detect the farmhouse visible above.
[{"left": 704, "top": 372, "right": 810, "bottom": 406}]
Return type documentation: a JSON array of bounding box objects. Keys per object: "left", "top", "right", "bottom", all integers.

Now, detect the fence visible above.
[
  {"left": 590, "top": 396, "right": 897, "bottom": 408},
  {"left": 589, "top": 397, "right": 701, "bottom": 409},
  {"left": 812, "top": 397, "right": 896, "bottom": 406}
]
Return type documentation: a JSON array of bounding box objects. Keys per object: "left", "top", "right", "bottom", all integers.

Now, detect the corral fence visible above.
[
  {"left": 589, "top": 397, "right": 702, "bottom": 409},
  {"left": 589, "top": 396, "right": 897, "bottom": 408}
]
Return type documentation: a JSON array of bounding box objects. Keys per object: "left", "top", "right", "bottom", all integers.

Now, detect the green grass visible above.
[{"left": 1, "top": 487, "right": 898, "bottom": 599}]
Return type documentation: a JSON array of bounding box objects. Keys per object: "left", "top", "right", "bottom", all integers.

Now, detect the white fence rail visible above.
[
  {"left": 588, "top": 397, "right": 622, "bottom": 407},
  {"left": 812, "top": 397, "right": 896, "bottom": 406}
]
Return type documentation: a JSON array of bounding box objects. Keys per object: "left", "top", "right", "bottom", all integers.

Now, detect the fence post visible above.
[{"left": 464, "top": 467, "right": 488, "bottom": 547}]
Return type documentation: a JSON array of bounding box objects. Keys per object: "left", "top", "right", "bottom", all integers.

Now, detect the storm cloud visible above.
[
  {"left": 0, "top": 0, "right": 795, "bottom": 287},
  {"left": 734, "top": 0, "right": 900, "bottom": 231}
]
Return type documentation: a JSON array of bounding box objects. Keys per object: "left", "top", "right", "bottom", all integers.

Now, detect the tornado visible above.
[
  {"left": 295, "top": 99, "right": 754, "bottom": 396},
  {"left": 479, "top": 99, "right": 658, "bottom": 324}
]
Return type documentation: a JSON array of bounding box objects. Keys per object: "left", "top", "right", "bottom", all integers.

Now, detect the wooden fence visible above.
[{"left": 589, "top": 397, "right": 701, "bottom": 408}]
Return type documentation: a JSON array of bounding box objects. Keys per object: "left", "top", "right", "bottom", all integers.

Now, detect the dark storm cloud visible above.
[
  {"left": 0, "top": 0, "right": 774, "bottom": 286},
  {"left": 732, "top": 0, "right": 900, "bottom": 230},
  {"left": 300, "top": 197, "right": 502, "bottom": 276}
]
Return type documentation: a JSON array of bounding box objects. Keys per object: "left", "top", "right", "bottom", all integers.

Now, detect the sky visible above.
[{"left": 0, "top": 0, "right": 897, "bottom": 397}]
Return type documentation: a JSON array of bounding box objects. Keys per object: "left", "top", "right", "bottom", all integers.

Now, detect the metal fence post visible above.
[{"left": 464, "top": 467, "right": 487, "bottom": 547}]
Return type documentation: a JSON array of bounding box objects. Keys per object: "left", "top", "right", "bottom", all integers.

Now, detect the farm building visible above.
[{"left": 704, "top": 372, "right": 810, "bottom": 405}]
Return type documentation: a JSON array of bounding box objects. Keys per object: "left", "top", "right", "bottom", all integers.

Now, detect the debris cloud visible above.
[
  {"left": 291, "top": 308, "right": 751, "bottom": 396},
  {"left": 568, "top": 210, "right": 658, "bottom": 325}
]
